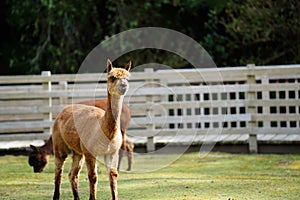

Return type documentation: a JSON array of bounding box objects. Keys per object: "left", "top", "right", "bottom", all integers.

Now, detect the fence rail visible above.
[{"left": 1, "top": 64, "right": 300, "bottom": 153}]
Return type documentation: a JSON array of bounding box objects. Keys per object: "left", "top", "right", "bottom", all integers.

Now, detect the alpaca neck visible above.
[
  {"left": 102, "top": 92, "right": 123, "bottom": 140},
  {"left": 41, "top": 137, "right": 53, "bottom": 154}
]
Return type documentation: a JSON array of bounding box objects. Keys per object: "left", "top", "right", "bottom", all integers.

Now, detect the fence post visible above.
[
  {"left": 59, "top": 81, "right": 68, "bottom": 105},
  {"left": 145, "top": 68, "right": 155, "bottom": 152},
  {"left": 246, "top": 64, "right": 258, "bottom": 153},
  {"left": 42, "top": 71, "right": 52, "bottom": 137},
  {"left": 261, "top": 75, "right": 270, "bottom": 127}
]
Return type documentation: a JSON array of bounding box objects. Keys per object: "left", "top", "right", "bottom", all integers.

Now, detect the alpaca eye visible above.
[{"left": 110, "top": 76, "right": 117, "bottom": 81}]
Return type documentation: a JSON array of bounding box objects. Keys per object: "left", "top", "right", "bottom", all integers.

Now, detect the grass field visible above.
[{"left": 0, "top": 151, "right": 299, "bottom": 200}]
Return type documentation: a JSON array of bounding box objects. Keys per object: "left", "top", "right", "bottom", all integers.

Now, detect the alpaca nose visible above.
[
  {"left": 118, "top": 79, "right": 129, "bottom": 94},
  {"left": 120, "top": 79, "right": 128, "bottom": 87},
  {"left": 34, "top": 166, "right": 42, "bottom": 173}
]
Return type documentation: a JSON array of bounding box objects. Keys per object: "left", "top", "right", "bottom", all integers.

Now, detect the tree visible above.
[
  {"left": 1, "top": 0, "right": 298, "bottom": 74},
  {"left": 4, "top": 0, "right": 113, "bottom": 74},
  {"left": 202, "top": 0, "right": 300, "bottom": 66},
  {"left": 2, "top": 0, "right": 226, "bottom": 74}
]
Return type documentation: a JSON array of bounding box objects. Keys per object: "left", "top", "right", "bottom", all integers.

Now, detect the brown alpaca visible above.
[
  {"left": 52, "top": 60, "right": 131, "bottom": 200},
  {"left": 28, "top": 100, "right": 134, "bottom": 173},
  {"left": 28, "top": 136, "right": 53, "bottom": 173}
]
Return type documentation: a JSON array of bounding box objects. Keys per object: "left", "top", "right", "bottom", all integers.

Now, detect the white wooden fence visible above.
[{"left": 0, "top": 64, "right": 300, "bottom": 153}]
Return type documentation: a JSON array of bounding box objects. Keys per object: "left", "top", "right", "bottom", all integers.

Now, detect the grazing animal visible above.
[
  {"left": 52, "top": 60, "right": 131, "bottom": 200},
  {"left": 28, "top": 100, "right": 134, "bottom": 173},
  {"left": 28, "top": 137, "right": 53, "bottom": 173}
]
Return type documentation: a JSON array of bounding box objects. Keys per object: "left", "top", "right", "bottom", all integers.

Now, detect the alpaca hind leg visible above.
[
  {"left": 85, "top": 154, "right": 98, "bottom": 200},
  {"left": 69, "top": 152, "right": 84, "bottom": 200},
  {"left": 117, "top": 149, "right": 124, "bottom": 171},
  {"left": 53, "top": 153, "right": 67, "bottom": 200},
  {"left": 117, "top": 131, "right": 127, "bottom": 171},
  {"left": 126, "top": 141, "right": 134, "bottom": 171},
  {"left": 105, "top": 154, "right": 119, "bottom": 200},
  {"left": 127, "top": 151, "right": 133, "bottom": 171}
]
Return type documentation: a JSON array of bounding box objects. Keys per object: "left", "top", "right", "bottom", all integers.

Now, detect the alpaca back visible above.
[{"left": 53, "top": 104, "right": 122, "bottom": 156}]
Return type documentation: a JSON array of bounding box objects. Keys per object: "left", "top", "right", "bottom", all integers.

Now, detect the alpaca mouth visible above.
[
  {"left": 119, "top": 86, "right": 128, "bottom": 95},
  {"left": 33, "top": 166, "right": 44, "bottom": 173}
]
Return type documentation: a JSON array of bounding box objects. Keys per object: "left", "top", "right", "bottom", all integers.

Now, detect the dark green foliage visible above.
[
  {"left": 202, "top": 0, "right": 300, "bottom": 66},
  {"left": 0, "top": 0, "right": 298, "bottom": 74}
]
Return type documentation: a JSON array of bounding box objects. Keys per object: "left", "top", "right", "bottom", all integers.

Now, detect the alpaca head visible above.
[
  {"left": 107, "top": 59, "right": 131, "bottom": 96},
  {"left": 28, "top": 145, "right": 50, "bottom": 173}
]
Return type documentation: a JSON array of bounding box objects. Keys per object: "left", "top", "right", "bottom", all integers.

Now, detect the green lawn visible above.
[{"left": 0, "top": 152, "right": 299, "bottom": 200}]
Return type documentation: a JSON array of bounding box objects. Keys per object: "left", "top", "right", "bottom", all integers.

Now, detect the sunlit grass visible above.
[{"left": 0, "top": 152, "right": 299, "bottom": 199}]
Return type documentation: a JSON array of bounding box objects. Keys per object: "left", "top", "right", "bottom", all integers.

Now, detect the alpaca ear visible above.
[
  {"left": 30, "top": 145, "right": 39, "bottom": 152},
  {"left": 124, "top": 61, "right": 131, "bottom": 71},
  {"left": 107, "top": 59, "right": 114, "bottom": 73}
]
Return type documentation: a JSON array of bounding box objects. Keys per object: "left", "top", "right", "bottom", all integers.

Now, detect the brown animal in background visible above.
[
  {"left": 52, "top": 60, "right": 131, "bottom": 200},
  {"left": 28, "top": 100, "right": 134, "bottom": 173},
  {"left": 28, "top": 136, "right": 53, "bottom": 173}
]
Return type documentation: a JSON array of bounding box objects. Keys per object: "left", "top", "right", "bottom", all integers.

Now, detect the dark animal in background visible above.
[{"left": 28, "top": 137, "right": 53, "bottom": 173}]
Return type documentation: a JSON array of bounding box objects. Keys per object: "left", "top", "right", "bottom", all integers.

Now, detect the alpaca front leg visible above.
[
  {"left": 85, "top": 154, "right": 98, "bottom": 200},
  {"left": 105, "top": 154, "right": 119, "bottom": 200},
  {"left": 109, "top": 168, "right": 119, "bottom": 200},
  {"left": 53, "top": 166, "right": 63, "bottom": 200},
  {"left": 69, "top": 153, "right": 84, "bottom": 200},
  {"left": 53, "top": 155, "right": 67, "bottom": 200}
]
